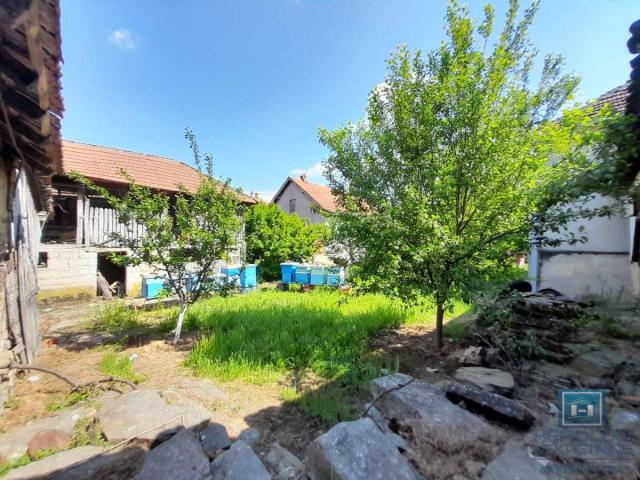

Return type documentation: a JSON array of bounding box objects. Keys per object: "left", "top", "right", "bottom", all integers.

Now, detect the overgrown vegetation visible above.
[
  {"left": 91, "top": 302, "right": 142, "bottom": 334},
  {"left": 245, "top": 203, "right": 327, "bottom": 281},
  {"left": 98, "top": 352, "right": 147, "bottom": 384}
]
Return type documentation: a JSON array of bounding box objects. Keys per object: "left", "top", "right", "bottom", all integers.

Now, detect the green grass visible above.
[
  {"left": 180, "top": 290, "right": 469, "bottom": 424},
  {"left": 98, "top": 352, "right": 147, "bottom": 384},
  {"left": 185, "top": 290, "right": 407, "bottom": 383},
  {"left": 91, "top": 302, "right": 142, "bottom": 334}
]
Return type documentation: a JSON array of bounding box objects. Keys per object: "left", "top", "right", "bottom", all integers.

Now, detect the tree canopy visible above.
[
  {"left": 319, "top": 0, "right": 630, "bottom": 348},
  {"left": 245, "top": 203, "right": 327, "bottom": 281}
]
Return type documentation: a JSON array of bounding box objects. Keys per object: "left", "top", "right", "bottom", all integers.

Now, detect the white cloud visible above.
[
  {"left": 108, "top": 29, "right": 138, "bottom": 50},
  {"left": 290, "top": 162, "right": 325, "bottom": 181}
]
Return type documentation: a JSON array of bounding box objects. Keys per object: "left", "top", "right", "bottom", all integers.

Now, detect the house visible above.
[
  {"left": 272, "top": 174, "right": 337, "bottom": 224},
  {"left": 1, "top": 0, "right": 64, "bottom": 410},
  {"left": 529, "top": 83, "right": 640, "bottom": 300},
  {"left": 38, "top": 140, "right": 257, "bottom": 301}
]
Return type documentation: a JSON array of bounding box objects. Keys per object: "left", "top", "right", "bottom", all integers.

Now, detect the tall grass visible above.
[{"left": 185, "top": 290, "right": 406, "bottom": 383}]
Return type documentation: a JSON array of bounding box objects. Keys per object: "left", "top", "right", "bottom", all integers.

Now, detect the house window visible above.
[
  {"left": 289, "top": 198, "right": 296, "bottom": 213},
  {"left": 38, "top": 252, "right": 48, "bottom": 268}
]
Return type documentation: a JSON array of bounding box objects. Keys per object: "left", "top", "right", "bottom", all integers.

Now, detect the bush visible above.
[{"left": 245, "top": 204, "right": 328, "bottom": 281}]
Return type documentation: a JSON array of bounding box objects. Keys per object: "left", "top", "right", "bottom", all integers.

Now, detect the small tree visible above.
[
  {"left": 319, "top": 0, "right": 594, "bottom": 349},
  {"left": 72, "top": 129, "right": 242, "bottom": 343},
  {"left": 245, "top": 203, "right": 327, "bottom": 280}
]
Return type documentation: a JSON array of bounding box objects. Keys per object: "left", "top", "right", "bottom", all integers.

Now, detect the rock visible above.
[
  {"left": 238, "top": 427, "right": 261, "bottom": 447},
  {"left": 4, "top": 446, "right": 103, "bottom": 480},
  {"left": 464, "top": 460, "right": 485, "bottom": 477},
  {"left": 370, "top": 374, "right": 495, "bottom": 450},
  {"left": 137, "top": 428, "right": 212, "bottom": 480},
  {"left": 484, "top": 348, "right": 501, "bottom": 368},
  {"left": 460, "top": 347, "right": 484, "bottom": 366},
  {"left": 265, "top": 442, "right": 305, "bottom": 480},
  {"left": 454, "top": 367, "right": 515, "bottom": 397},
  {"left": 163, "top": 377, "right": 227, "bottom": 407},
  {"left": 27, "top": 430, "right": 73, "bottom": 458},
  {"left": 305, "top": 417, "right": 422, "bottom": 480},
  {"left": 481, "top": 441, "right": 548, "bottom": 480},
  {"left": 212, "top": 440, "right": 271, "bottom": 480},
  {"left": 569, "top": 349, "right": 630, "bottom": 377},
  {"left": 441, "top": 381, "right": 536, "bottom": 430},
  {"left": 200, "top": 423, "right": 231, "bottom": 459},
  {"left": 7, "top": 445, "right": 146, "bottom": 480},
  {"left": 0, "top": 405, "right": 94, "bottom": 462},
  {"left": 609, "top": 408, "right": 640, "bottom": 441},
  {"left": 0, "top": 351, "right": 13, "bottom": 368},
  {"left": 364, "top": 404, "right": 406, "bottom": 450},
  {"left": 97, "top": 389, "right": 210, "bottom": 445}
]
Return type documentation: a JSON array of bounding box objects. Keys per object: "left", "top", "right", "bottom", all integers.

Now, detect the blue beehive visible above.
[
  {"left": 222, "top": 265, "right": 242, "bottom": 286},
  {"left": 294, "top": 265, "right": 310, "bottom": 285},
  {"left": 142, "top": 276, "right": 166, "bottom": 299},
  {"left": 310, "top": 265, "right": 326, "bottom": 286},
  {"left": 326, "top": 266, "right": 345, "bottom": 286},
  {"left": 240, "top": 264, "right": 257, "bottom": 289},
  {"left": 280, "top": 263, "right": 297, "bottom": 284}
]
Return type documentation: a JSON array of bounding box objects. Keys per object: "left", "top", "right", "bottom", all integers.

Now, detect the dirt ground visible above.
[{"left": 1, "top": 300, "right": 344, "bottom": 456}]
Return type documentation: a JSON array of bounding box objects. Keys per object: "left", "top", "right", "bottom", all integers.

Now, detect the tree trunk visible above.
[
  {"left": 173, "top": 303, "right": 188, "bottom": 344},
  {"left": 435, "top": 302, "right": 444, "bottom": 350}
]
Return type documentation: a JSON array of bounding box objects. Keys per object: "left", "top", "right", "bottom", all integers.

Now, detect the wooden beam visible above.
[
  {"left": 76, "top": 186, "right": 84, "bottom": 246},
  {"left": 83, "top": 188, "right": 90, "bottom": 248}
]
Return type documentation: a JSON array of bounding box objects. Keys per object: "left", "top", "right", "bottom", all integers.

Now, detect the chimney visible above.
[{"left": 300, "top": 173, "right": 308, "bottom": 182}]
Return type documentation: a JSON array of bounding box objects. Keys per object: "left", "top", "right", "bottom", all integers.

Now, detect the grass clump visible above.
[
  {"left": 92, "top": 302, "right": 141, "bottom": 334},
  {"left": 98, "top": 352, "right": 147, "bottom": 384},
  {"left": 72, "top": 418, "right": 109, "bottom": 448},
  {"left": 0, "top": 454, "right": 32, "bottom": 477},
  {"left": 45, "top": 389, "right": 94, "bottom": 413}
]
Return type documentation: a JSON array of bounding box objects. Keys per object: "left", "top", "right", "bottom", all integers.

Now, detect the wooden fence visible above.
[{"left": 87, "top": 207, "right": 146, "bottom": 247}]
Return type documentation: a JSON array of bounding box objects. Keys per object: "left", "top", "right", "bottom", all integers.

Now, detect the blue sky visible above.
[{"left": 60, "top": 0, "right": 638, "bottom": 199}]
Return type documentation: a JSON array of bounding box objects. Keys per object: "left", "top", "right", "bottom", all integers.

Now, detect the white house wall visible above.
[
  {"left": 530, "top": 195, "right": 637, "bottom": 300},
  {"left": 274, "top": 182, "right": 326, "bottom": 224}
]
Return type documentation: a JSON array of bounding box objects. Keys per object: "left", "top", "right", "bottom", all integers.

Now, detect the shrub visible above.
[{"left": 245, "top": 204, "right": 327, "bottom": 281}]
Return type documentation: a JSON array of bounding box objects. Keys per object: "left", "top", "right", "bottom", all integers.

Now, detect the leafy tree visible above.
[
  {"left": 319, "top": 0, "right": 616, "bottom": 349},
  {"left": 245, "top": 203, "right": 327, "bottom": 280},
  {"left": 72, "top": 130, "right": 243, "bottom": 343}
]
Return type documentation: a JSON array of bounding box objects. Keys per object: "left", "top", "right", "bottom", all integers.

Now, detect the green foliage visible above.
[
  {"left": 72, "top": 419, "right": 109, "bottom": 448},
  {"left": 581, "top": 293, "right": 640, "bottom": 339},
  {"left": 185, "top": 290, "right": 405, "bottom": 383},
  {"left": 91, "top": 302, "right": 141, "bottom": 334},
  {"left": 45, "top": 389, "right": 94, "bottom": 413},
  {"left": 70, "top": 129, "right": 243, "bottom": 343},
  {"left": 318, "top": 0, "right": 627, "bottom": 348},
  {"left": 245, "top": 204, "right": 327, "bottom": 281},
  {"left": 0, "top": 454, "right": 32, "bottom": 477},
  {"left": 98, "top": 352, "right": 147, "bottom": 384},
  {"left": 3, "top": 397, "right": 19, "bottom": 410}
]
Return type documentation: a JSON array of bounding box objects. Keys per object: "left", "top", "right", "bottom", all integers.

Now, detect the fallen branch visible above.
[
  {"left": 9, "top": 363, "right": 77, "bottom": 388},
  {"left": 104, "top": 415, "right": 184, "bottom": 452},
  {"left": 362, "top": 377, "right": 415, "bottom": 418},
  {"left": 9, "top": 363, "right": 137, "bottom": 392}
]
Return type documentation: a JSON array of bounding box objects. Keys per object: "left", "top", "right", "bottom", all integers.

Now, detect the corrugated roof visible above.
[
  {"left": 61, "top": 140, "right": 256, "bottom": 204},
  {"left": 273, "top": 176, "right": 337, "bottom": 213}
]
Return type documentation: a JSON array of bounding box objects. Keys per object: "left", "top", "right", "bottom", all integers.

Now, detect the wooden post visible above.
[
  {"left": 83, "top": 191, "right": 91, "bottom": 248},
  {"left": 76, "top": 187, "right": 85, "bottom": 246}
]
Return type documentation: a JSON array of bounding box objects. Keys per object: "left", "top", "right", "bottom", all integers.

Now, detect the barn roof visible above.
[
  {"left": 62, "top": 140, "right": 256, "bottom": 204},
  {"left": 590, "top": 82, "right": 630, "bottom": 114}
]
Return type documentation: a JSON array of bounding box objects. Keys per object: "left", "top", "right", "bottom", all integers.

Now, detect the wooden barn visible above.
[
  {"left": 0, "top": 0, "right": 64, "bottom": 411},
  {"left": 38, "top": 141, "right": 257, "bottom": 301}
]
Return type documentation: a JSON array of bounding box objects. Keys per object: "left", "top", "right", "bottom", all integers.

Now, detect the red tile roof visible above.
[
  {"left": 590, "top": 82, "right": 630, "bottom": 114},
  {"left": 273, "top": 176, "right": 337, "bottom": 213},
  {"left": 61, "top": 140, "right": 256, "bottom": 203}
]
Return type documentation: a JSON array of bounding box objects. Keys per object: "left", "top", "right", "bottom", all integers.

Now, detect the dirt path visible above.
[{"left": 1, "top": 301, "right": 324, "bottom": 457}]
